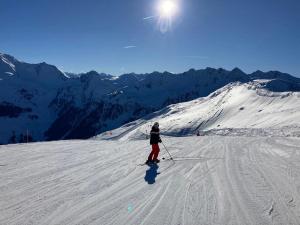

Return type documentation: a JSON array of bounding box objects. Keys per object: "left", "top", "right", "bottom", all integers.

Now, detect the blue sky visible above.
[{"left": 0, "top": 0, "right": 299, "bottom": 76}]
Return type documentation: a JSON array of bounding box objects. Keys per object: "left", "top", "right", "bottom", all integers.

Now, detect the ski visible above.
[{"left": 138, "top": 161, "right": 160, "bottom": 166}]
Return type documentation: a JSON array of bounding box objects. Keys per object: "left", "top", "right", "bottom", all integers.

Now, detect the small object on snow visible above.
[
  {"left": 268, "top": 203, "right": 274, "bottom": 216},
  {"left": 162, "top": 157, "right": 174, "bottom": 161}
]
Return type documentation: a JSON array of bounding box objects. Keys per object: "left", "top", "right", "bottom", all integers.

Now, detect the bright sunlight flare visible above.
[
  {"left": 158, "top": 0, "right": 178, "bottom": 18},
  {"left": 156, "top": 0, "right": 179, "bottom": 33}
]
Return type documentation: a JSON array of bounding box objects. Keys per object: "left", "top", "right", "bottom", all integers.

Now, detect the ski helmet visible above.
[{"left": 154, "top": 122, "right": 159, "bottom": 127}]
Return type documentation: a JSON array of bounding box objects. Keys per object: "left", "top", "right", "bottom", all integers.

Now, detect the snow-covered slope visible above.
[
  {"left": 1, "top": 136, "right": 300, "bottom": 225},
  {"left": 98, "top": 81, "right": 300, "bottom": 140}
]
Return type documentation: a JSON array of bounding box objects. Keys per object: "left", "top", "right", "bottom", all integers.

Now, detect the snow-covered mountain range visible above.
[{"left": 1, "top": 53, "right": 300, "bottom": 144}]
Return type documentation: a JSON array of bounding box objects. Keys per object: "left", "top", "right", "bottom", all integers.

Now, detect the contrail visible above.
[
  {"left": 143, "top": 15, "right": 156, "bottom": 20},
  {"left": 123, "top": 46, "right": 137, "bottom": 49}
]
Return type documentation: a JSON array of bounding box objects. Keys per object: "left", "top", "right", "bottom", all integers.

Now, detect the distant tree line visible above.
[{"left": 8, "top": 131, "right": 33, "bottom": 144}]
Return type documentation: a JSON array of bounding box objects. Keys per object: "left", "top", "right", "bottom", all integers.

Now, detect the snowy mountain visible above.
[
  {"left": 1, "top": 53, "right": 300, "bottom": 144},
  {"left": 0, "top": 53, "right": 69, "bottom": 144},
  {"left": 98, "top": 80, "right": 300, "bottom": 140}
]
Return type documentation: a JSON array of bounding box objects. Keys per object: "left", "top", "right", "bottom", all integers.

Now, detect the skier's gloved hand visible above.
[{"left": 159, "top": 139, "right": 162, "bottom": 143}]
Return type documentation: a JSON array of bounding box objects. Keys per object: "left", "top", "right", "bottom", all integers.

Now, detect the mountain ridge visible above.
[{"left": 0, "top": 52, "right": 299, "bottom": 144}]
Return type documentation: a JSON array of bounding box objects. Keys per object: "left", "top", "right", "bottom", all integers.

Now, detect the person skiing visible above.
[{"left": 146, "top": 122, "right": 162, "bottom": 164}]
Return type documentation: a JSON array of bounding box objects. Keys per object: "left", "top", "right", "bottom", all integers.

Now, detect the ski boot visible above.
[{"left": 145, "top": 159, "right": 153, "bottom": 165}]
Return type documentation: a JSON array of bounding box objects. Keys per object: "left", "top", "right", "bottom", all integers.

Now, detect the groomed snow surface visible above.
[{"left": 1, "top": 136, "right": 300, "bottom": 225}]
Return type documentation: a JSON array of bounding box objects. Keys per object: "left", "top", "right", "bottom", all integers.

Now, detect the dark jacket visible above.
[{"left": 150, "top": 126, "right": 161, "bottom": 145}]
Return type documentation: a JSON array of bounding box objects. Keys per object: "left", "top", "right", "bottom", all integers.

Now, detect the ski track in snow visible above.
[{"left": 0, "top": 136, "right": 300, "bottom": 225}]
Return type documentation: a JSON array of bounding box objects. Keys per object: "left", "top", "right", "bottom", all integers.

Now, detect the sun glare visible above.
[
  {"left": 155, "top": 0, "right": 179, "bottom": 33},
  {"left": 158, "top": 0, "right": 178, "bottom": 18}
]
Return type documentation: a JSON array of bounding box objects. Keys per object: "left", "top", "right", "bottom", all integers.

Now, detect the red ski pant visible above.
[{"left": 148, "top": 144, "right": 160, "bottom": 161}]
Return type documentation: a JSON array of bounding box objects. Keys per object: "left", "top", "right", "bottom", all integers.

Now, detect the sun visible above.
[
  {"left": 155, "top": 0, "right": 180, "bottom": 33},
  {"left": 158, "top": 0, "right": 178, "bottom": 18}
]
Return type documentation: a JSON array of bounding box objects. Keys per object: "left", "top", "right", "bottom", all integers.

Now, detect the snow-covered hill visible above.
[
  {"left": 1, "top": 136, "right": 300, "bottom": 225},
  {"left": 98, "top": 81, "right": 300, "bottom": 140},
  {"left": 1, "top": 52, "right": 300, "bottom": 144}
]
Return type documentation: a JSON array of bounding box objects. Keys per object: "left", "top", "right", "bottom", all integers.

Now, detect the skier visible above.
[{"left": 146, "top": 122, "right": 162, "bottom": 164}]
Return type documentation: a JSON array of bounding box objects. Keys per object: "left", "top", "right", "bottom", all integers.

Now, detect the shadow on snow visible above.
[{"left": 144, "top": 163, "right": 160, "bottom": 184}]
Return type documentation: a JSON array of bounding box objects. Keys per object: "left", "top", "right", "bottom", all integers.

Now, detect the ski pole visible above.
[{"left": 161, "top": 141, "right": 173, "bottom": 160}]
